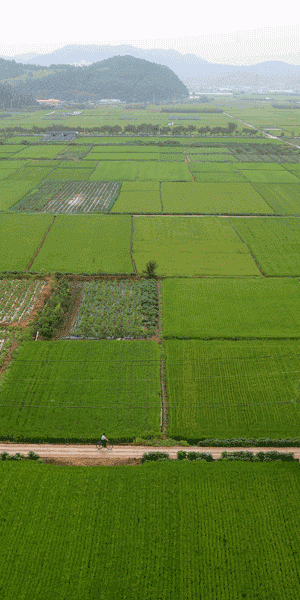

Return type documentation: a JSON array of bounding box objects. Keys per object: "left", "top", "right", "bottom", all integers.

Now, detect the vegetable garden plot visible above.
[
  {"left": 0, "top": 279, "right": 45, "bottom": 323},
  {"left": 30, "top": 214, "right": 132, "bottom": 274},
  {"left": 2, "top": 462, "right": 300, "bottom": 600},
  {"left": 162, "top": 278, "right": 300, "bottom": 338},
  {"left": 251, "top": 184, "right": 300, "bottom": 215},
  {"left": 137, "top": 162, "right": 192, "bottom": 181},
  {"left": 161, "top": 182, "right": 273, "bottom": 214},
  {"left": 111, "top": 191, "right": 161, "bottom": 213},
  {"left": 89, "top": 145, "right": 159, "bottom": 153},
  {"left": 229, "top": 217, "right": 300, "bottom": 276},
  {"left": 56, "top": 146, "right": 93, "bottom": 160},
  {"left": 242, "top": 170, "right": 300, "bottom": 183},
  {"left": 0, "top": 214, "right": 54, "bottom": 271},
  {"left": 0, "top": 340, "right": 161, "bottom": 440},
  {"left": 184, "top": 147, "right": 233, "bottom": 154},
  {"left": 132, "top": 216, "right": 260, "bottom": 276},
  {"left": 89, "top": 161, "right": 138, "bottom": 181},
  {"left": 165, "top": 339, "right": 300, "bottom": 439},
  {"left": 69, "top": 279, "right": 158, "bottom": 339},
  {"left": 10, "top": 181, "right": 121, "bottom": 214}
]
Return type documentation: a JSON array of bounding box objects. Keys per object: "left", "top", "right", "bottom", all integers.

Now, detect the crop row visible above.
[{"left": 0, "top": 279, "right": 45, "bottom": 323}]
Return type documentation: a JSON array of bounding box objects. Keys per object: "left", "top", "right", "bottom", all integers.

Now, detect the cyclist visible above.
[{"left": 99, "top": 433, "right": 108, "bottom": 448}]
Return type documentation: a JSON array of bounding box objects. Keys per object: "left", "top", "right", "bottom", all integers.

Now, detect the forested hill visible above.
[{"left": 0, "top": 55, "right": 189, "bottom": 102}]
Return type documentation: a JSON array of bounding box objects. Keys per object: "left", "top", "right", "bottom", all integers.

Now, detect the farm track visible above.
[
  {"left": 223, "top": 112, "right": 300, "bottom": 150},
  {"left": 26, "top": 216, "right": 56, "bottom": 271},
  {"left": 0, "top": 443, "right": 299, "bottom": 466}
]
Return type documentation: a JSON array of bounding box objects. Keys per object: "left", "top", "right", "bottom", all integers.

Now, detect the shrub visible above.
[
  {"left": 33, "top": 279, "right": 72, "bottom": 339},
  {"left": 141, "top": 452, "right": 171, "bottom": 463}
]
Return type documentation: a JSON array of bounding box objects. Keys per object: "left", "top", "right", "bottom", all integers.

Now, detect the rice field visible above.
[
  {"left": 30, "top": 214, "right": 133, "bottom": 274},
  {"left": 1, "top": 461, "right": 300, "bottom": 600},
  {"left": 230, "top": 217, "right": 300, "bottom": 276},
  {"left": 161, "top": 182, "right": 273, "bottom": 214},
  {"left": 0, "top": 214, "right": 54, "bottom": 271},
  {"left": 0, "top": 340, "right": 161, "bottom": 441},
  {"left": 132, "top": 216, "right": 260, "bottom": 276},
  {"left": 164, "top": 339, "right": 300, "bottom": 439},
  {"left": 162, "top": 278, "right": 300, "bottom": 338}
]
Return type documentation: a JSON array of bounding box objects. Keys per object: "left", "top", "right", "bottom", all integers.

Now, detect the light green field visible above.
[
  {"left": 6, "top": 166, "right": 56, "bottom": 181},
  {"left": 30, "top": 214, "right": 133, "bottom": 274},
  {"left": 192, "top": 172, "right": 248, "bottom": 183},
  {"left": 189, "top": 162, "right": 240, "bottom": 172},
  {"left": 242, "top": 170, "right": 300, "bottom": 183},
  {"left": 251, "top": 184, "right": 300, "bottom": 214},
  {"left": 235, "top": 163, "right": 287, "bottom": 170},
  {"left": 165, "top": 339, "right": 300, "bottom": 439},
  {"left": 121, "top": 181, "right": 160, "bottom": 192},
  {"left": 161, "top": 182, "right": 273, "bottom": 214},
  {"left": 0, "top": 181, "right": 36, "bottom": 211},
  {"left": 188, "top": 153, "right": 236, "bottom": 163},
  {"left": 162, "top": 278, "right": 300, "bottom": 338},
  {"left": 111, "top": 191, "right": 161, "bottom": 213},
  {"left": 86, "top": 152, "right": 159, "bottom": 161},
  {"left": 89, "top": 161, "right": 138, "bottom": 181},
  {"left": 137, "top": 162, "right": 192, "bottom": 181},
  {"left": 132, "top": 216, "right": 260, "bottom": 276},
  {"left": 230, "top": 217, "right": 300, "bottom": 276},
  {"left": 89, "top": 145, "right": 159, "bottom": 153},
  {"left": 13, "top": 145, "right": 65, "bottom": 159},
  {"left": 45, "top": 168, "right": 96, "bottom": 181},
  {"left": 0, "top": 340, "right": 161, "bottom": 441},
  {"left": 2, "top": 461, "right": 300, "bottom": 600},
  {"left": 0, "top": 214, "right": 53, "bottom": 270}
]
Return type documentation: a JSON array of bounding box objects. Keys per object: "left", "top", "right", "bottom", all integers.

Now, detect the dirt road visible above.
[{"left": 0, "top": 443, "right": 298, "bottom": 466}]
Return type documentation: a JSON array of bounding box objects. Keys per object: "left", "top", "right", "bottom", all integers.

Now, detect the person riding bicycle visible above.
[{"left": 100, "top": 433, "right": 108, "bottom": 448}]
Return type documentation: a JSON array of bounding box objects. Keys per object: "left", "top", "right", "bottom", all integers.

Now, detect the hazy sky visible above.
[{"left": 1, "top": 0, "right": 299, "bottom": 66}]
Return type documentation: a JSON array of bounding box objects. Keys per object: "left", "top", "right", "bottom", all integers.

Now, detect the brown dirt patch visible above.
[
  {"left": 16, "top": 277, "right": 55, "bottom": 329},
  {"left": 43, "top": 456, "right": 142, "bottom": 467}
]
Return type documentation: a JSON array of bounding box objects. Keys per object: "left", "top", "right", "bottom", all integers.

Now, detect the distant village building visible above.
[
  {"left": 40, "top": 131, "right": 79, "bottom": 142},
  {"left": 99, "top": 99, "right": 122, "bottom": 104},
  {"left": 36, "top": 99, "right": 62, "bottom": 105}
]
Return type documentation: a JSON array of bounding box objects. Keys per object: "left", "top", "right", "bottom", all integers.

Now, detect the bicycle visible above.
[{"left": 96, "top": 441, "right": 113, "bottom": 451}]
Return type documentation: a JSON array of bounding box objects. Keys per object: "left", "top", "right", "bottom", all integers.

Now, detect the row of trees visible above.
[{"left": 0, "top": 122, "right": 262, "bottom": 137}]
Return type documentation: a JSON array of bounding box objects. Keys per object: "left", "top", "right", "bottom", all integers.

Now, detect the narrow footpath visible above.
[{"left": 0, "top": 443, "right": 298, "bottom": 466}]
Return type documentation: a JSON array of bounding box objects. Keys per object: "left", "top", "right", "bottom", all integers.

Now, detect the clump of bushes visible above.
[
  {"left": 177, "top": 451, "right": 214, "bottom": 461},
  {"left": 141, "top": 452, "right": 171, "bottom": 463},
  {"left": 196, "top": 438, "right": 300, "bottom": 448},
  {"left": 219, "top": 451, "right": 298, "bottom": 462},
  {"left": 33, "top": 279, "right": 72, "bottom": 339},
  {"left": 0, "top": 450, "right": 42, "bottom": 462}
]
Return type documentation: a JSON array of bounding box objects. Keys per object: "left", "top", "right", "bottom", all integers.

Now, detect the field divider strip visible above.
[
  {"left": 26, "top": 215, "right": 56, "bottom": 271},
  {"left": 130, "top": 216, "right": 137, "bottom": 274},
  {"left": 159, "top": 182, "right": 163, "bottom": 214}
]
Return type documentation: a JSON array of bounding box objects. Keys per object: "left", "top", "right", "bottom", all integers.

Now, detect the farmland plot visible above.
[
  {"left": 14, "top": 145, "right": 66, "bottom": 159},
  {"left": 188, "top": 153, "right": 236, "bottom": 162},
  {"left": 133, "top": 216, "right": 260, "bottom": 276},
  {"left": 137, "top": 162, "right": 192, "bottom": 181},
  {"left": 0, "top": 279, "right": 45, "bottom": 323},
  {"left": 10, "top": 181, "right": 121, "bottom": 213},
  {"left": 192, "top": 172, "right": 248, "bottom": 183},
  {"left": 162, "top": 278, "right": 300, "bottom": 338},
  {"left": 165, "top": 339, "right": 300, "bottom": 439},
  {"left": 111, "top": 191, "right": 161, "bottom": 213},
  {"left": 161, "top": 182, "right": 273, "bottom": 214},
  {"left": 0, "top": 214, "right": 54, "bottom": 271},
  {"left": 86, "top": 152, "right": 159, "bottom": 161},
  {"left": 242, "top": 170, "right": 300, "bottom": 183},
  {"left": 251, "top": 184, "right": 300, "bottom": 214},
  {"left": 1, "top": 462, "right": 300, "bottom": 600},
  {"left": 44, "top": 168, "right": 95, "bottom": 181},
  {"left": 90, "top": 161, "right": 138, "bottom": 181},
  {"left": 229, "top": 217, "right": 300, "bottom": 276},
  {"left": 6, "top": 166, "right": 55, "bottom": 181},
  {"left": 69, "top": 279, "right": 158, "bottom": 339},
  {"left": 31, "top": 214, "right": 132, "bottom": 274},
  {"left": 189, "top": 163, "right": 239, "bottom": 172},
  {"left": 0, "top": 340, "right": 161, "bottom": 441}
]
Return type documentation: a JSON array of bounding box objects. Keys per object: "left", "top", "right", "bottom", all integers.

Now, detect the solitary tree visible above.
[{"left": 142, "top": 261, "right": 157, "bottom": 279}]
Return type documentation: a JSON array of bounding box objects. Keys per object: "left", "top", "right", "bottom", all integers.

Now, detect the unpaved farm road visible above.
[{"left": 0, "top": 443, "right": 299, "bottom": 466}]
